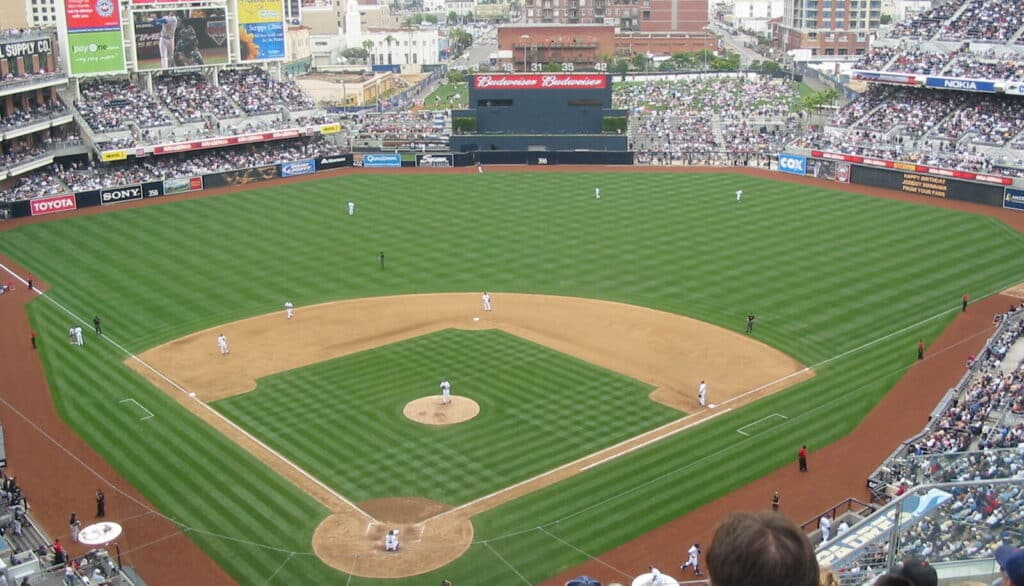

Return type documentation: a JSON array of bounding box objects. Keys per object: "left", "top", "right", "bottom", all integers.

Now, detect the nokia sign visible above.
[
  {"left": 100, "top": 185, "right": 143, "bottom": 205},
  {"left": 924, "top": 77, "right": 996, "bottom": 93}
]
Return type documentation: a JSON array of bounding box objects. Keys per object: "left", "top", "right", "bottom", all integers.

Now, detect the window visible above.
[{"left": 642, "top": 10, "right": 650, "bottom": 18}]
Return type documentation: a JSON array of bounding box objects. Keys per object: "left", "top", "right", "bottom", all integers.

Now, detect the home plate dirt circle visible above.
[
  {"left": 403, "top": 396, "right": 480, "bottom": 425},
  {"left": 312, "top": 497, "right": 474, "bottom": 578}
]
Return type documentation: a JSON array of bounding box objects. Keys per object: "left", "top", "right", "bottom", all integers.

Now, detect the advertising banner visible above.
[
  {"left": 850, "top": 165, "right": 1005, "bottom": 206},
  {"left": 473, "top": 74, "right": 609, "bottom": 90},
  {"left": 100, "top": 149, "right": 128, "bottom": 162},
  {"left": 64, "top": 0, "right": 125, "bottom": 76},
  {"left": 203, "top": 164, "right": 280, "bottom": 188},
  {"left": 29, "top": 194, "right": 77, "bottom": 216},
  {"left": 153, "top": 128, "right": 301, "bottom": 154},
  {"left": 132, "top": 8, "right": 228, "bottom": 70},
  {"left": 777, "top": 153, "right": 807, "bottom": 176},
  {"left": 65, "top": 0, "right": 120, "bottom": 31},
  {"left": 141, "top": 181, "right": 165, "bottom": 198},
  {"left": 923, "top": 77, "right": 996, "bottom": 93},
  {"left": 316, "top": 154, "right": 352, "bottom": 170},
  {"left": 237, "top": 0, "right": 286, "bottom": 61},
  {"left": 361, "top": 153, "right": 402, "bottom": 168},
  {"left": 1004, "top": 188, "right": 1024, "bottom": 212},
  {"left": 0, "top": 38, "right": 53, "bottom": 59},
  {"left": 416, "top": 154, "right": 453, "bottom": 168},
  {"left": 281, "top": 159, "right": 315, "bottom": 177},
  {"left": 320, "top": 123, "right": 341, "bottom": 134},
  {"left": 850, "top": 71, "right": 918, "bottom": 86},
  {"left": 100, "top": 185, "right": 144, "bottom": 205},
  {"left": 163, "top": 176, "right": 203, "bottom": 194}
]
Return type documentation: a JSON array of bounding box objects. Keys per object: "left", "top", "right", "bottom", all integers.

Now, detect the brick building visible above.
[
  {"left": 772, "top": 0, "right": 879, "bottom": 58},
  {"left": 498, "top": 25, "right": 616, "bottom": 71}
]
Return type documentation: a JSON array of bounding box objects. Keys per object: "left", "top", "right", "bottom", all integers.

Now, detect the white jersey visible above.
[
  {"left": 156, "top": 15, "right": 178, "bottom": 39},
  {"left": 687, "top": 544, "right": 699, "bottom": 562}
]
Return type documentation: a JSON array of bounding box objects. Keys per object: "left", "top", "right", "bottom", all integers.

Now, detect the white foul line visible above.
[
  {"left": 0, "top": 260, "right": 375, "bottom": 523},
  {"left": 581, "top": 408, "right": 733, "bottom": 471},
  {"left": 119, "top": 398, "right": 155, "bottom": 421}
]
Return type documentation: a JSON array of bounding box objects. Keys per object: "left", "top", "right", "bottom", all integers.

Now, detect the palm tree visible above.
[
  {"left": 363, "top": 39, "right": 375, "bottom": 65},
  {"left": 384, "top": 34, "right": 396, "bottom": 65}
]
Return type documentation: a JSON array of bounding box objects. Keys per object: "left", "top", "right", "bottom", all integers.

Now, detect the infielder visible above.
[
  {"left": 440, "top": 379, "right": 451, "bottom": 404},
  {"left": 648, "top": 566, "right": 662, "bottom": 585},
  {"left": 680, "top": 542, "right": 702, "bottom": 576},
  {"left": 595, "top": 186, "right": 601, "bottom": 200},
  {"left": 74, "top": 326, "right": 84, "bottom": 346},
  {"left": 284, "top": 301, "right": 294, "bottom": 319},
  {"left": 151, "top": 12, "right": 179, "bottom": 69},
  {"left": 217, "top": 333, "right": 229, "bottom": 355},
  {"left": 736, "top": 189, "right": 743, "bottom": 203},
  {"left": 347, "top": 201, "right": 355, "bottom": 216},
  {"left": 68, "top": 327, "right": 76, "bottom": 345},
  {"left": 482, "top": 292, "right": 492, "bottom": 311},
  {"left": 697, "top": 380, "right": 707, "bottom": 407}
]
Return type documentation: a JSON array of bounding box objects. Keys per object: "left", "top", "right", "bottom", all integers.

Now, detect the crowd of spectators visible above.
[
  {"left": 218, "top": 68, "right": 315, "bottom": 115},
  {"left": 76, "top": 80, "right": 172, "bottom": 132},
  {"left": 0, "top": 101, "right": 68, "bottom": 132},
  {"left": 153, "top": 72, "right": 242, "bottom": 123},
  {"left": 615, "top": 75, "right": 801, "bottom": 164},
  {"left": 354, "top": 110, "right": 448, "bottom": 149},
  {"left": 858, "top": 87, "right": 969, "bottom": 136},
  {"left": 932, "top": 94, "right": 1024, "bottom": 144},
  {"left": 943, "top": 51, "right": 1024, "bottom": 82},
  {"left": 854, "top": 44, "right": 1024, "bottom": 82},
  {"left": 885, "top": 0, "right": 966, "bottom": 39},
  {"left": 938, "top": 0, "right": 1024, "bottom": 42}
]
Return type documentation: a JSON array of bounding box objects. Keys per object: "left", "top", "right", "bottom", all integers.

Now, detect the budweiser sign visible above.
[{"left": 473, "top": 74, "right": 608, "bottom": 90}]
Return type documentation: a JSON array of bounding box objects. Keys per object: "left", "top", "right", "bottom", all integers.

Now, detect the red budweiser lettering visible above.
[
  {"left": 474, "top": 74, "right": 607, "bottom": 90},
  {"left": 30, "top": 194, "right": 76, "bottom": 216}
]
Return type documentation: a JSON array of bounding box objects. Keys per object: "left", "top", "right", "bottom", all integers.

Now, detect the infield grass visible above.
[{"left": 2, "top": 171, "right": 1023, "bottom": 585}]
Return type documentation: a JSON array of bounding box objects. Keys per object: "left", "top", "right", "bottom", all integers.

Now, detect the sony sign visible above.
[{"left": 100, "top": 185, "right": 143, "bottom": 205}]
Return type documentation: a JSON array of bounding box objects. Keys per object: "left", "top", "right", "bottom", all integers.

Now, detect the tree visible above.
[
  {"left": 363, "top": 39, "right": 375, "bottom": 65},
  {"left": 880, "top": 13, "right": 893, "bottom": 24},
  {"left": 447, "top": 70, "right": 466, "bottom": 83},
  {"left": 542, "top": 61, "right": 561, "bottom": 71},
  {"left": 424, "top": 13, "right": 438, "bottom": 24},
  {"left": 712, "top": 52, "right": 740, "bottom": 70},
  {"left": 630, "top": 52, "right": 649, "bottom": 71},
  {"left": 383, "top": 34, "right": 396, "bottom": 64},
  {"left": 448, "top": 10, "right": 459, "bottom": 24},
  {"left": 342, "top": 47, "right": 369, "bottom": 62}
]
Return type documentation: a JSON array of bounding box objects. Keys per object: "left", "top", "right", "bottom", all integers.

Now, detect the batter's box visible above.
[{"left": 736, "top": 413, "right": 788, "bottom": 437}]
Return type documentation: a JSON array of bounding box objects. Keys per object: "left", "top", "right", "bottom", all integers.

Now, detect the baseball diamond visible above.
[{"left": 1, "top": 167, "right": 1024, "bottom": 586}]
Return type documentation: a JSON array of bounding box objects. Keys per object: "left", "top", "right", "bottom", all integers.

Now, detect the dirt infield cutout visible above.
[{"left": 128, "top": 293, "right": 812, "bottom": 578}]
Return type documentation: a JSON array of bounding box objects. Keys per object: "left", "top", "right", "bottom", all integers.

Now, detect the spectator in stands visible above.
[
  {"left": 706, "top": 511, "right": 819, "bottom": 586},
  {"left": 996, "top": 545, "right": 1024, "bottom": 586},
  {"left": 895, "top": 557, "right": 938, "bottom": 586}
]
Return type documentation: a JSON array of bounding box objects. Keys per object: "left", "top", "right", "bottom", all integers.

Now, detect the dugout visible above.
[{"left": 450, "top": 73, "right": 629, "bottom": 154}]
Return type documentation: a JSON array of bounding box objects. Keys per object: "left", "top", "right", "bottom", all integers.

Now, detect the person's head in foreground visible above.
[{"left": 706, "top": 511, "right": 819, "bottom": 586}]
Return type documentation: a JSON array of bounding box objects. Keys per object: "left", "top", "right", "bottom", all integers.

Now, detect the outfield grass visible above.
[
  {"left": 2, "top": 171, "right": 1023, "bottom": 585},
  {"left": 423, "top": 82, "right": 468, "bottom": 109},
  {"left": 213, "top": 329, "right": 675, "bottom": 504}
]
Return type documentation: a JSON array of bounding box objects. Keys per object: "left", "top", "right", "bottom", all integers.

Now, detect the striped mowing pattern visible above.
[
  {"left": 2, "top": 172, "right": 1023, "bottom": 585},
  {"left": 213, "top": 329, "right": 674, "bottom": 504}
]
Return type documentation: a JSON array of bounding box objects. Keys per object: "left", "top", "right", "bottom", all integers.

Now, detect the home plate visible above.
[{"left": 473, "top": 317, "right": 480, "bottom": 321}]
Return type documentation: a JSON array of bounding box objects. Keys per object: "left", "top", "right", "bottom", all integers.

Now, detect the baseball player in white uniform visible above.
[
  {"left": 74, "top": 326, "right": 84, "bottom": 346},
  {"left": 440, "top": 379, "right": 451, "bottom": 404},
  {"left": 482, "top": 292, "right": 492, "bottom": 311},
  {"left": 680, "top": 543, "right": 702, "bottom": 575},
  {"left": 698, "top": 380, "right": 707, "bottom": 407},
  {"left": 736, "top": 189, "right": 743, "bottom": 203},
  {"left": 284, "top": 301, "right": 294, "bottom": 319},
  {"left": 819, "top": 515, "right": 832, "bottom": 543},
  {"left": 217, "top": 333, "right": 229, "bottom": 355},
  {"left": 152, "top": 12, "right": 179, "bottom": 69},
  {"left": 648, "top": 566, "right": 663, "bottom": 585},
  {"left": 347, "top": 201, "right": 355, "bottom": 216},
  {"left": 595, "top": 186, "right": 600, "bottom": 200},
  {"left": 384, "top": 529, "right": 399, "bottom": 552}
]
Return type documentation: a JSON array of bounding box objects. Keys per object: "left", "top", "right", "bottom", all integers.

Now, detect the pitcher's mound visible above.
[
  {"left": 403, "top": 396, "right": 479, "bottom": 425},
  {"left": 312, "top": 497, "right": 474, "bottom": 578}
]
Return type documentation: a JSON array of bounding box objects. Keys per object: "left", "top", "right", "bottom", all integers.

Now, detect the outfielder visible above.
[
  {"left": 347, "top": 201, "right": 355, "bottom": 216},
  {"left": 482, "top": 292, "right": 492, "bottom": 311},
  {"left": 440, "top": 379, "right": 451, "bottom": 404},
  {"left": 217, "top": 333, "right": 229, "bottom": 355},
  {"left": 151, "top": 12, "right": 179, "bottom": 69},
  {"left": 697, "top": 380, "right": 707, "bottom": 407},
  {"left": 680, "top": 542, "right": 702, "bottom": 576},
  {"left": 736, "top": 189, "right": 743, "bottom": 203},
  {"left": 284, "top": 301, "right": 294, "bottom": 319},
  {"left": 595, "top": 186, "right": 600, "bottom": 200}
]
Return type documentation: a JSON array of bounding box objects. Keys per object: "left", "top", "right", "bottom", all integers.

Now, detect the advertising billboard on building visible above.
[
  {"left": 63, "top": 0, "right": 126, "bottom": 75},
  {"left": 132, "top": 8, "right": 228, "bottom": 70},
  {"left": 237, "top": 0, "right": 286, "bottom": 61}
]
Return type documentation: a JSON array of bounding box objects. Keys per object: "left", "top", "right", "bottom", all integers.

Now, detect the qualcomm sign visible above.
[
  {"left": 778, "top": 153, "right": 807, "bottom": 176},
  {"left": 363, "top": 153, "right": 402, "bottom": 168}
]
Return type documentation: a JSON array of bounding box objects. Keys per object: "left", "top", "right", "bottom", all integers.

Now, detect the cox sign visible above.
[
  {"left": 778, "top": 154, "right": 807, "bottom": 176},
  {"left": 30, "top": 194, "right": 77, "bottom": 216},
  {"left": 363, "top": 153, "right": 402, "bottom": 168}
]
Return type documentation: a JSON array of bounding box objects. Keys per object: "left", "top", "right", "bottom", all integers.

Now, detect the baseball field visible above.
[{"left": 1, "top": 168, "right": 1023, "bottom": 585}]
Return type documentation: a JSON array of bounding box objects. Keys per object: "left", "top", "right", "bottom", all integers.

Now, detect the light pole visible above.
[{"left": 521, "top": 34, "right": 530, "bottom": 71}]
